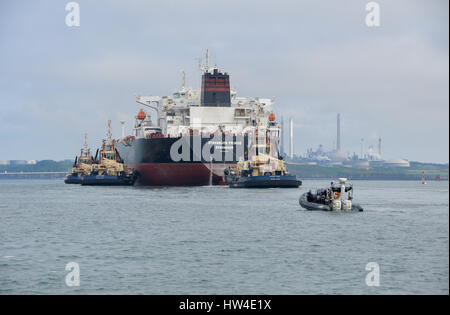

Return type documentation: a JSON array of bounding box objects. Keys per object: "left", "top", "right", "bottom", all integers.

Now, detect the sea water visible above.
[{"left": 0, "top": 179, "right": 448, "bottom": 294}]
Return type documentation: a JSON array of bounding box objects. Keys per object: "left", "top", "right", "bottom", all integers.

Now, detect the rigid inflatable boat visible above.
[{"left": 299, "top": 178, "right": 363, "bottom": 211}]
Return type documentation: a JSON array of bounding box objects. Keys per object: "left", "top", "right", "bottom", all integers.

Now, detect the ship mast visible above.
[
  {"left": 82, "top": 133, "right": 89, "bottom": 155},
  {"left": 107, "top": 120, "right": 113, "bottom": 146},
  {"left": 199, "top": 49, "right": 216, "bottom": 73},
  {"left": 181, "top": 70, "right": 186, "bottom": 91}
]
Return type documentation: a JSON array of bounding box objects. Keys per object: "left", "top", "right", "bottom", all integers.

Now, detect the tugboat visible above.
[
  {"left": 64, "top": 134, "right": 94, "bottom": 184},
  {"left": 81, "top": 121, "right": 136, "bottom": 186},
  {"left": 225, "top": 155, "right": 301, "bottom": 188},
  {"left": 299, "top": 178, "right": 363, "bottom": 211},
  {"left": 225, "top": 117, "right": 301, "bottom": 188}
]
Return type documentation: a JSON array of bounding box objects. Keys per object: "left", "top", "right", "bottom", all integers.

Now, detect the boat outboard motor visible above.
[
  {"left": 339, "top": 178, "right": 352, "bottom": 211},
  {"left": 342, "top": 199, "right": 352, "bottom": 211},
  {"left": 331, "top": 199, "right": 341, "bottom": 211}
]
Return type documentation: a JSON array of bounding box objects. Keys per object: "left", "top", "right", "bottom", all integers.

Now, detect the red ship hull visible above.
[
  {"left": 128, "top": 162, "right": 231, "bottom": 186},
  {"left": 116, "top": 136, "right": 249, "bottom": 186}
]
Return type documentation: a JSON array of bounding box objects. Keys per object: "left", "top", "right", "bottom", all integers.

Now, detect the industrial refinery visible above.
[{"left": 280, "top": 113, "right": 411, "bottom": 169}]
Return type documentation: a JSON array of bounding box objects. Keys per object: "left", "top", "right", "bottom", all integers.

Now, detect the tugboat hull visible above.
[
  {"left": 64, "top": 175, "right": 83, "bottom": 184},
  {"left": 228, "top": 175, "right": 301, "bottom": 188},
  {"left": 81, "top": 174, "right": 135, "bottom": 186}
]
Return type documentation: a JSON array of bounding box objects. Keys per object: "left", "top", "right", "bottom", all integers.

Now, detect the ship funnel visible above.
[
  {"left": 200, "top": 67, "right": 231, "bottom": 107},
  {"left": 199, "top": 49, "right": 231, "bottom": 107}
]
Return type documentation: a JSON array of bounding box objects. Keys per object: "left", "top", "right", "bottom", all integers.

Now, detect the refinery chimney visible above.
[
  {"left": 289, "top": 118, "right": 294, "bottom": 159},
  {"left": 378, "top": 138, "right": 382, "bottom": 157},
  {"left": 360, "top": 138, "right": 364, "bottom": 159},
  {"left": 336, "top": 113, "right": 341, "bottom": 152}
]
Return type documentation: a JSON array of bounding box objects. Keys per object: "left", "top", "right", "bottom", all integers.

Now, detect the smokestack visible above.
[
  {"left": 336, "top": 113, "right": 341, "bottom": 152},
  {"left": 289, "top": 118, "right": 294, "bottom": 159},
  {"left": 120, "top": 121, "right": 126, "bottom": 139},
  {"left": 378, "top": 138, "right": 382, "bottom": 157},
  {"left": 360, "top": 138, "right": 364, "bottom": 159}
]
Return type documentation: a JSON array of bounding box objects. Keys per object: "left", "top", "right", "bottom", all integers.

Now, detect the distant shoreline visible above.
[
  {"left": 0, "top": 160, "right": 448, "bottom": 181},
  {"left": 286, "top": 161, "right": 449, "bottom": 182}
]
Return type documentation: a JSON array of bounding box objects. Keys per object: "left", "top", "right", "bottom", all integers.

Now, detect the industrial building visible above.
[
  {"left": 0, "top": 160, "right": 37, "bottom": 165},
  {"left": 287, "top": 113, "right": 410, "bottom": 169}
]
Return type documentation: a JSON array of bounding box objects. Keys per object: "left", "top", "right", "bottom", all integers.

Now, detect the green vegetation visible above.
[
  {"left": 287, "top": 162, "right": 449, "bottom": 180},
  {"left": 0, "top": 160, "right": 448, "bottom": 181}
]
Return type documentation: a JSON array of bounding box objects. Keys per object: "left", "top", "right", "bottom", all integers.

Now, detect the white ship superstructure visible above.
[{"left": 134, "top": 50, "right": 279, "bottom": 141}]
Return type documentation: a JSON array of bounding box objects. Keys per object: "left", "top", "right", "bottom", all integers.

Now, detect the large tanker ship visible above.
[{"left": 116, "top": 51, "right": 282, "bottom": 186}]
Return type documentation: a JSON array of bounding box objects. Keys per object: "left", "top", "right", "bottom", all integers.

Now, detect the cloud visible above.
[{"left": 0, "top": 0, "right": 448, "bottom": 162}]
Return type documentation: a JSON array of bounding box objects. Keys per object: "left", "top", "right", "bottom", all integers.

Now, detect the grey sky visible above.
[{"left": 0, "top": 0, "right": 448, "bottom": 162}]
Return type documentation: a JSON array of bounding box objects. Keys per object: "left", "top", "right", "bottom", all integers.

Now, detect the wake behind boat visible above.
[{"left": 299, "top": 178, "right": 363, "bottom": 211}]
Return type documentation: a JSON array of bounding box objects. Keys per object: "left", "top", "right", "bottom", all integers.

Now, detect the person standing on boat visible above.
[{"left": 307, "top": 190, "right": 314, "bottom": 202}]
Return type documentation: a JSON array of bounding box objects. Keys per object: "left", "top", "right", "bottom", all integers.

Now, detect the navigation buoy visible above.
[{"left": 422, "top": 171, "right": 427, "bottom": 185}]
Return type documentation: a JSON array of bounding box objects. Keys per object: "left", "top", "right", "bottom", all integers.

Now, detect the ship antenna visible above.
[
  {"left": 199, "top": 49, "right": 214, "bottom": 73},
  {"left": 182, "top": 70, "right": 186, "bottom": 90}
]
